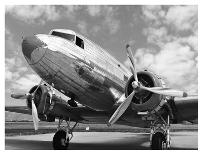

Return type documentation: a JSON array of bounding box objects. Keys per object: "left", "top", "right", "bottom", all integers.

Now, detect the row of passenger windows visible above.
[{"left": 51, "top": 31, "right": 84, "bottom": 49}]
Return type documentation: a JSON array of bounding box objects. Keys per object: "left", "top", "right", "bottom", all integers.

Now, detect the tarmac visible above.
[{"left": 5, "top": 131, "right": 198, "bottom": 150}]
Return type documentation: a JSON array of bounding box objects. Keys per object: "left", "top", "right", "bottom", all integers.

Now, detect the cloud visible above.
[
  {"left": 152, "top": 42, "right": 196, "bottom": 86},
  {"left": 165, "top": 5, "right": 197, "bottom": 31},
  {"left": 6, "top": 5, "right": 61, "bottom": 25},
  {"left": 90, "top": 25, "right": 101, "bottom": 35},
  {"left": 11, "top": 74, "right": 41, "bottom": 91},
  {"left": 5, "top": 27, "right": 21, "bottom": 56},
  {"left": 5, "top": 27, "right": 27, "bottom": 82},
  {"left": 143, "top": 26, "right": 171, "bottom": 47},
  {"left": 63, "top": 5, "right": 82, "bottom": 21},
  {"left": 5, "top": 5, "right": 120, "bottom": 35},
  {"left": 5, "top": 57, "right": 27, "bottom": 82},
  {"left": 86, "top": 5, "right": 101, "bottom": 17},
  {"left": 104, "top": 15, "right": 120, "bottom": 34},
  {"left": 125, "top": 5, "right": 198, "bottom": 94},
  {"left": 142, "top": 5, "right": 166, "bottom": 27},
  {"left": 77, "top": 20, "right": 88, "bottom": 36},
  {"left": 103, "top": 6, "right": 120, "bottom": 34},
  {"left": 85, "top": 5, "right": 120, "bottom": 34},
  {"left": 5, "top": 56, "right": 42, "bottom": 92}
]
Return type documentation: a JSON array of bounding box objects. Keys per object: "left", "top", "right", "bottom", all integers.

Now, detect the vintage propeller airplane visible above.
[{"left": 6, "top": 29, "right": 198, "bottom": 150}]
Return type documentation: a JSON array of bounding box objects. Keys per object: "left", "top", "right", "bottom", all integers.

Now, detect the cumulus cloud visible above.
[
  {"left": 5, "top": 57, "right": 27, "bottom": 79},
  {"left": 6, "top": 5, "right": 61, "bottom": 25},
  {"left": 5, "top": 57, "right": 42, "bottom": 92},
  {"left": 152, "top": 42, "right": 196, "bottom": 86},
  {"left": 11, "top": 74, "right": 41, "bottom": 91},
  {"left": 165, "top": 5, "right": 197, "bottom": 31},
  {"left": 143, "top": 26, "right": 171, "bottom": 47},
  {"left": 5, "top": 5, "right": 120, "bottom": 36},
  {"left": 142, "top": 5, "right": 166, "bottom": 27},
  {"left": 125, "top": 5, "right": 198, "bottom": 94}
]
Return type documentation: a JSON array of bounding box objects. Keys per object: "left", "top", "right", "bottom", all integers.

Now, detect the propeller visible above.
[
  {"left": 11, "top": 80, "right": 43, "bottom": 130},
  {"left": 126, "top": 44, "right": 138, "bottom": 83},
  {"left": 107, "top": 42, "right": 188, "bottom": 126},
  {"left": 140, "top": 86, "right": 188, "bottom": 97},
  {"left": 32, "top": 99, "right": 39, "bottom": 130},
  {"left": 11, "top": 93, "right": 31, "bottom": 99},
  {"left": 108, "top": 90, "right": 135, "bottom": 126}
]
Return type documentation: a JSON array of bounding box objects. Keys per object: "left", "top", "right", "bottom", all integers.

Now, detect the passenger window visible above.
[{"left": 76, "top": 36, "right": 84, "bottom": 49}]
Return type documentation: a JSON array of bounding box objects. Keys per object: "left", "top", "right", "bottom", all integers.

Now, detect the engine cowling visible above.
[
  {"left": 125, "top": 71, "right": 164, "bottom": 112},
  {"left": 26, "top": 85, "right": 66, "bottom": 122}
]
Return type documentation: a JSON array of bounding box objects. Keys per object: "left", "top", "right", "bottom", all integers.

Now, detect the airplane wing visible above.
[
  {"left": 5, "top": 103, "right": 88, "bottom": 122},
  {"left": 5, "top": 106, "right": 31, "bottom": 115},
  {"left": 173, "top": 96, "right": 198, "bottom": 122}
]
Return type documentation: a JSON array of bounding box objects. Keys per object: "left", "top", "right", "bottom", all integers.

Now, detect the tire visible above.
[
  {"left": 151, "top": 132, "right": 166, "bottom": 150},
  {"left": 52, "top": 130, "right": 69, "bottom": 150}
]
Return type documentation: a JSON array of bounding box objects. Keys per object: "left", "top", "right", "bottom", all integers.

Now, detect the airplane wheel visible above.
[
  {"left": 52, "top": 130, "right": 69, "bottom": 150},
  {"left": 151, "top": 132, "right": 166, "bottom": 150}
]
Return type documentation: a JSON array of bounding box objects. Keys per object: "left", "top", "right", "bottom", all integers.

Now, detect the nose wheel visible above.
[{"left": 52, "top": 118, "right": 77, "bottom": 150}]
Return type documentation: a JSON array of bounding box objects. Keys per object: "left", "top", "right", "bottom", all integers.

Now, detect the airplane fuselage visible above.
[{"left": 23, "top": 29, "right": 131, "bottom": 111}]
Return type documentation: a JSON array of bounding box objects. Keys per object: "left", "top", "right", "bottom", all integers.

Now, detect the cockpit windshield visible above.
[{"left": 51, "top": 31, "right": 75, "bottom": 42}]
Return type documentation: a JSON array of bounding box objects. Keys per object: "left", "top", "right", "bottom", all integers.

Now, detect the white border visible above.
[{"left": 2, "top": 0, "right": 201, "bottom": 154}]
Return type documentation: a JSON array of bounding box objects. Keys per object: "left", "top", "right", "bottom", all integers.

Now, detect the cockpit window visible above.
[
  {"left": 76, "top": 36, "right": 84, "bottom": 49},
  {"left": 51, "top": 31, "right": 75, "bottom": 42}
]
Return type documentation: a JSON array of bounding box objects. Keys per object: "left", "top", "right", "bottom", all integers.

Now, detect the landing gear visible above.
[
  {"left": 151, "top": 132, "right": 166, "bottom": 150},
  {"left": 52, "top": 118, "right": 77, "bottom": 150},
  {"left": 150, "top": 115, "right": 171, "bottom": 150}
]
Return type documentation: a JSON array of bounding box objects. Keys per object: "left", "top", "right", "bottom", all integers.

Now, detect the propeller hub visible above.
[{"left": 132, "top": 81, "right": 140, "bottom": 89}]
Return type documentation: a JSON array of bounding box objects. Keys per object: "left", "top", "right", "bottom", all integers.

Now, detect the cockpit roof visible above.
[{"left": 49, "top": 29, "right": 76, "bottom": 36}]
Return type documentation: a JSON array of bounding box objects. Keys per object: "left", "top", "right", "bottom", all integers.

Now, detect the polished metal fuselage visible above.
[{"left": 27, "top": 33, "right": 131, "bottom": 111}]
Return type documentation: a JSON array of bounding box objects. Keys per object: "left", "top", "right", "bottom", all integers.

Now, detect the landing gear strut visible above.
[
  {"left": 150, "top": 115, "right": 171, "bottom": 150},
  {"left": 52, "top": 118, "right": 77, "bottom": 150}
]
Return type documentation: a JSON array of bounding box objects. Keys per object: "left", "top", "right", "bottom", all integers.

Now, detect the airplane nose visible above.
[{"left": 22, "top": 35, "right": 45, "bottom": 61}]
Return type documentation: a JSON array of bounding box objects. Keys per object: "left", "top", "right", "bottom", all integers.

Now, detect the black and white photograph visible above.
[{"left": 4, "top": 1, "right": 198, "bottom": 150}]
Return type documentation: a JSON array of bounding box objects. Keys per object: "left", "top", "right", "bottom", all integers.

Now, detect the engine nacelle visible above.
[
  {"left": 26, "top": 85, "right": 67, "bottom": 122},
  {"left": 125, "top": 71, "right": 164, "bottom": 112}
]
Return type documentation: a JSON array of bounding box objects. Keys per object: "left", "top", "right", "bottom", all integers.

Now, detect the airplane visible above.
[{"left": 6, "top": 29, "right": 198, "bottom": 150}]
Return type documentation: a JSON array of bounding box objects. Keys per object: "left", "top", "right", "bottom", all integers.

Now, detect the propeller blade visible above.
[
  {"left": 33, "top": 79, "right": 43, "bottom": 94},
  {"left": 108, "top": 90, "right": 136, "bottom": 126},
  {"left": 141, "top": 86, "right": 188, "bottom": 97},
  {"left": 126, "top": 44, "right": 138, "bottom": 82},
  {"left": 11, "top": 93, "right": 30, "bottom": 99},
  {"left": 31, "top": 100, "right": 39, "bottom": 130}
]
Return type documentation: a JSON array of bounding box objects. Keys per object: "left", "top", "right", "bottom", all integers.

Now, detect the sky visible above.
[{"left": 5, "top": 5, "right": 198, "bottom": 106}]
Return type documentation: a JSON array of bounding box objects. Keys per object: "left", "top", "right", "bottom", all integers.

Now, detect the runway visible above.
[{"left": 5, "top": 131, "right": 198, "bottom": 150}]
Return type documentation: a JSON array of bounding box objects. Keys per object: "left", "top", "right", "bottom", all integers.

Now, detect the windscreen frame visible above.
[{"left": 51, "top": 31, "right": 76, "bottom": 43}]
